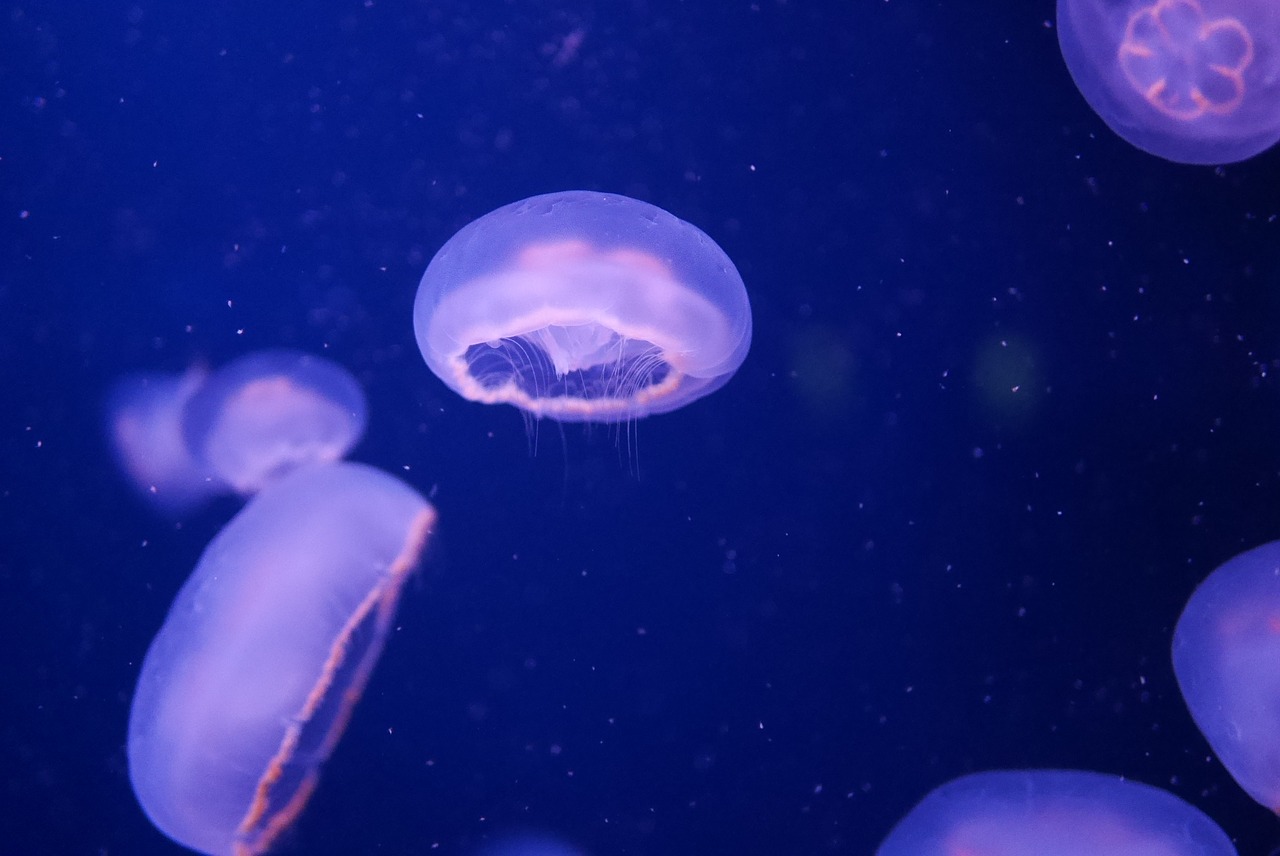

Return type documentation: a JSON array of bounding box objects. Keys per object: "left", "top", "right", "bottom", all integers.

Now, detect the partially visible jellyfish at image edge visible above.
[
  {"left": 1173, "top": 540, "right": 1280, "bottom": 813},
  {"left": 128, "top": 462, "right": 437, "bottom": 856},
  {"left": 413, "top": 190, "right": 752, "bottom": 423},
  {"left": 877, "top": 769, "right": 1236, "bottom": 856},
  {"left": 105, "top": 349, "right": 367, "bottom": 513},
  {"left": 475, "top": 832, "right": 589, "bottom": 856},
  {"left": 1057, "top": 0, "right": 1280, "bottom": 164}
]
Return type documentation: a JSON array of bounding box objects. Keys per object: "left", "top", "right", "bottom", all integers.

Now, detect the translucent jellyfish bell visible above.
[
  {"left": 1173, "top": 540, "right": 1280, "bottom": 812},
  {"left": 129, "top": 462, "right": 435, "bottom": 856},
  {"left": 476, "top": 833, "right": 587, "bottom": 856},
  {"left": 878, "top": 769, "right": 1236, "bottom": 856},
  {"left": 182, "top": 349, "right": 368, "bottom": 494},
  {"left": 1057, "top": 0, "right": 1280, "bottom": 164},
  {"left": 105, "top": 368, "right": 223, "bottom": 516},
  {"left": 413, "top": 191, "right": 752, "bottom": 423}
]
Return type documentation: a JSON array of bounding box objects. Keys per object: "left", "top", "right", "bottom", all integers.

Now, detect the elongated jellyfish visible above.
[{"left": 128, "top": 462, "right": 436, "bottom": 856}]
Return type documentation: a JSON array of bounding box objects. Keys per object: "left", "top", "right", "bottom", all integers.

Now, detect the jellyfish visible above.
[
  {"left": 1173, "top": 540, "right": 1280, "bottom": 812},
  {"left": 128, "top": 462, "right": 436, "bottom": 856},
  {"left": 1057, "top": 0, "right": 1280, "bottom": 164},
  {"left": 413, "top": 191, "right": 752, "bottom": 423},
  {"left": 105, "top": 368, "right": 223, "bottom": 516},
  {"left": 476, "top": 833, "right": 588, "bottom": 856},
  {"left": 877, "top": 769, "right": 1236, "bottom": 855},
  {"left": 182, "top": 349, "right": 367, "bottom": 493}
]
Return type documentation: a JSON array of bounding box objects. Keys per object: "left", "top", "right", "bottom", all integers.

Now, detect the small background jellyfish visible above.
[
  {"left": 474, "top": 831, "right": 588, "bottom": 856},
  {"left": 105, "top": 368, "right": 222, "bottom": 516},
  {"left": 105, "top": 349, "right": 367, "bottom": 513},
  {"left": 181, "top": 349, "right": 368, "bottom": 493}
]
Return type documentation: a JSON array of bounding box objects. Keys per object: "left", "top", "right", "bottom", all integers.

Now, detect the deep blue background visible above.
[{"left": 5, "top": 0, "right": 1280, "bottom": 853}]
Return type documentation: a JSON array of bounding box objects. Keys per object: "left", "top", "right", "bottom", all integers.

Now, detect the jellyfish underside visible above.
[
  {"left": 433, "top": 253, "right": 731, "bottom": 421},
  {"left": 1119, "top": 0, "right": 1252, "bottom": 120},
  {"left": 1057, "top": 0, "right": 1280, "bottom": 164},
  {"left": 464, "top": 323, "right": 674, "bottom": 411}
]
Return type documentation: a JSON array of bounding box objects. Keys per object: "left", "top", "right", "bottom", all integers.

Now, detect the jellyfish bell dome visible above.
[
  {"left": 1057, "top": 0, "right": 1280, "bottom": 164},
  {"left": 413, "top": 191, "right": 752, "bottom": 423},
  {"left": 181, "top": 349, "right": 368, "bottom": 494}
]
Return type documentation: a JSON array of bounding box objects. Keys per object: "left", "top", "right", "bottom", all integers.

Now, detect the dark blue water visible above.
[{"left": 5, "top": 1, "right": 1280, "bottom": 854}]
